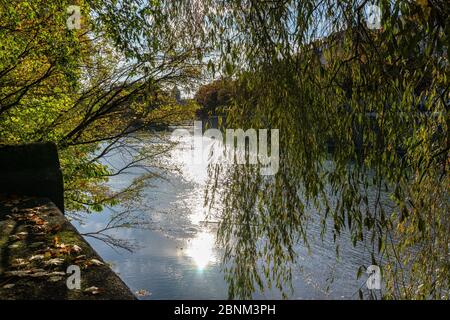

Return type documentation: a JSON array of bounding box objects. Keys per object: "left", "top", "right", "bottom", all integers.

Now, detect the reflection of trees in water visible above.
[
  {"left": 200, "top": 0, "right": 448, "bottom": 300},
  {"left": 72, "top": 133, "right": 181, "bottom": 252},
  {"left": 80, "top": 207, "right": 148, "bottom": 252}
]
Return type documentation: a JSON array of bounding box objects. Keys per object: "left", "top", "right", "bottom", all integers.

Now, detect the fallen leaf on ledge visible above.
[
  {"left": 8, "top": 235, "right": 21, "bottom": 241},
  {"left": 29, "top": 254, "right": 45, "bottom": 261},
  {"left": 4, "top": 270, "right": 33, "bottom": 277},
  {"left": 84, "top": 286, "right": 102, "bottom": 295},
  {"left": 89, "top": 259, "right": 104, "bottom": 266},
  {"left": 49, "top": 276, "right": 64, "bottom": 282},
  {"left": 71, "top": 245, "right": 82, "bottom": 254},
  {"left": 12, "top": 258, "right": 29, "bottom": 267},
  {"left": 135, "top": 289, "right": 151, "bottom": 297},
  {"left": 45, "top": 258, "right": 64, "bottom": 266}
]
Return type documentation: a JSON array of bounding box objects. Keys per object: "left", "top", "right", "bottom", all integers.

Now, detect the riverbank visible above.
[{"left": 0, "top": 195, "right": 136, "bottom": 300}]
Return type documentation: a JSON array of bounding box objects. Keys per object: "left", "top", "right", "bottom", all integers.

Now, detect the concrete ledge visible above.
[
  {"left": 0, "top": 196, "right": 136, "bottom": 300},
  {"left": 0, "top": 143, "right": 64, "bottom": 213}
]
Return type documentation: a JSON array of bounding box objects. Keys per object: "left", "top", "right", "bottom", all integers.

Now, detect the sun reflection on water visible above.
[
  {"left": 168, "top": 132, "right": 221, "bottom": 271},
  {"left": 184, "top": 231, "right": 217, "bottom": 271}
]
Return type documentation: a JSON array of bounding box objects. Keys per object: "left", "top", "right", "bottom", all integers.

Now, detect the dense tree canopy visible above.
[
  {"left": 194, "top": 79, "right": 234, "bottom": 117},
  {"left": 0, "top": 0, "right": 201, "bottom": 213}
]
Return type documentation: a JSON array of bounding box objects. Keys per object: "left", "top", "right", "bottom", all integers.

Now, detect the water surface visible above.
[{"left": 73, "top": 128, "right": 379, "bottom": 299}]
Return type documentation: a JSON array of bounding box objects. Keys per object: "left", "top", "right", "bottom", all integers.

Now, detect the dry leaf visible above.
[
  {"left": 5, "top": 270, "right": 33, "bottom": 277},
  {"left": 53, "top": 236, "right": 59, "bottom": 247},
  {"left": 84, "top": 286, "right": 102, "bottom": 295},
  {"left": 49, "top": 276, "right": 64, "bottom": 282},
  {"left": 135, "top": 289, "right": 151, "bottom": 297},
  {"left": 8, "top": 235, "right": 21, "bottom": 241},
  {"left": 45, "top": 258, "right": 64, "bottom": 266},
  {"left": 90, "top": 259, "right": 104, "bottom": 266},
  {"left": 29, "top": 254, "right": 45, "bottom": 261},
  {"left": 72, "top": 245, "right": 82, "bottom": 253},
  {"left": 29, "top": 271, "right": 49, "bottom": 278},
  {"left": 12, "top": 258, "right": 29, "bottom": 267}
]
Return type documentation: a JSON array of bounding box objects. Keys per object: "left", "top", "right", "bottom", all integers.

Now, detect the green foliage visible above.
[
  {"left": 0, "top": 0, "right": 202, "bottom": 214},
  {"left": 194, "top": 0, "right": 449, "bottom": 299},
  {"left": 194, "top": 79, "right": 234, "bottom": 117}
]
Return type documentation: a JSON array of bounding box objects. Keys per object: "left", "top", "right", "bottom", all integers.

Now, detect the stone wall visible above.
[
  {"left": 0, "top": 196, "right": 136, "bottom": 299},
  {"left": 0, "top": 142, "right": 64, "bottom": 213}
]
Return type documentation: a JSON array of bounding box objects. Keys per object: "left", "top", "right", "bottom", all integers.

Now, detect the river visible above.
[{"left": 72, "top": 127, "right": 382, "bottom": 299}]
